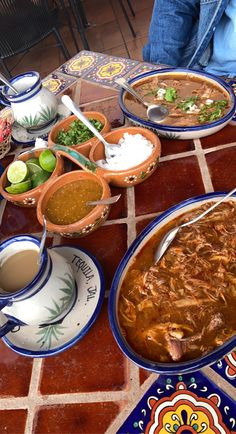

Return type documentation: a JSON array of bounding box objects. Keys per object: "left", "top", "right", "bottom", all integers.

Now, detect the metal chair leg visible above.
[
  {"left": 53, "top": 28, "right": 71, "bottom": 60},
  {"left": 58, "top": 0, "right": 80, "bottom": 51},
  {"left": 0, "top": 59, "right": 12, "bottom": 78},
  {"left": 118, "top": 0, "right": 136, "bottom": 37},
  {"left": 127, "top": 0, "right": 135, "bottom": 17},
  {"left": 69, "top": 0, "right": 90, "bottom": 50}
]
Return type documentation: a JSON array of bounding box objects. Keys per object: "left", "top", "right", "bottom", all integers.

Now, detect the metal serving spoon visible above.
[
  {"left": 87, "top": 194, "right": 121, "bottom": 206},
  {"left": 61, "top": 95, "right": 121, "bottom": 160},
  {"left": 0, "top": 72, "right": 18, "bottom": 94},
  {"left": 154, "top": 186, "right": 236, "bottom": 264},
  {"left": 115, "top": 77, "right": 169, "bottom": 123},
  {"left": 38, "top": 215, "right": 47, "bottom": 266}
]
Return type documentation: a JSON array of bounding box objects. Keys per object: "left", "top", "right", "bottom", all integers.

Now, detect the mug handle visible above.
[{"left": 0, "top": 318, "right": 19, "bottom": 338}]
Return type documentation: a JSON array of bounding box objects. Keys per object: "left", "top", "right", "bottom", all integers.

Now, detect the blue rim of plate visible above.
[
  {"left": 119, "top": 68, "right": 236, "bottom": 132},
  {"left": 109, "top": 191, "right": 236, "bottom": 374},
  {"left": 2, "top": 245, "right": 105, "bottom": 357}
]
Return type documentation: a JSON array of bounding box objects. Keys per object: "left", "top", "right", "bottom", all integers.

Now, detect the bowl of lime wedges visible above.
[{"left": 0, "top": 148, "right": 64, "bottom": 207}]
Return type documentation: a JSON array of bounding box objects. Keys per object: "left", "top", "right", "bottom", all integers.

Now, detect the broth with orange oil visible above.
[{"left": 45, "top": 179, "right": 103, "bottom": 225}]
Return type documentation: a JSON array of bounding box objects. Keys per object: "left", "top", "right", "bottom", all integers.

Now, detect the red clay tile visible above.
[
  {"left": 0, "top": 341, "right": 33, "bottom": 397},
  {"left": 108, "top": 187, "right": 127, "bottom": 220},
  {"left": 61, "top": 223, "right": 127, "bottom": 289},
  {"left": 0, "top": 409, "right": 27, "bottom": 434},
  {"left": 34, "top": 402, "right": 120, "bottom": 434},
  {"left": 135, "top": 156, "right": 205, "bottom": 216},
  {"left": 206, "top": 146, "right": 236, "bottom": 190},
  {"left": 0, "top": 202, "right": 41, "bottom": 240},
  {"left": 160, "top": 137, "right": 194, "bottom": 156},
  {"left": 201, "top": 124, "right": 236, "bottom": 149},
  {"left": 0, "top": 154, "right": 14, "bottom": 169},
  {"left": 139, "top": 368, "right": 152, "bottom": 385},
  {"left": 136, "top": 217, "right": 155, "bottom": 236},
  {"left": 40, "top": 301, "right": 126, "bottom": 394},
  {"left": 79, "top": 79, "right": 118, "bottom": 104},
  {"left": 81, "top": 96, "right": 125, "bottom": 128}
]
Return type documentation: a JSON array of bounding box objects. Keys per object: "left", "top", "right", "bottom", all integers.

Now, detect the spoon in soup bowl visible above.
[
  {"left": 115, "top": 77, "right": 169, "bottom": 123},
  {"left": 154, "top": 186, "right": 236, "bottom": 264},
  {"left": 61, "top": 95, "right": 121, "bottom": 160}
]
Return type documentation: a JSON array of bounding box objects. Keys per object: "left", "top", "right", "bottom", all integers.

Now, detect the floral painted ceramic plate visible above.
[
  {"left": 11, "top": 103, "right": 71, "bottom": 146},
  {"left": 2, "top": 245, "right": 105, "bottom": 357},
  {"left": 118, "top": 372, "right": 236, "bottom": 433}
]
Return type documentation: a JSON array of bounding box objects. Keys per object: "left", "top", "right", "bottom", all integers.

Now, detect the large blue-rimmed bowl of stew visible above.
[
  {"left": 119, "top": 68, "right": 236, "bottom": 140},
  {"left": 109, "top": 192, "right": 236, "bottom": 374}
]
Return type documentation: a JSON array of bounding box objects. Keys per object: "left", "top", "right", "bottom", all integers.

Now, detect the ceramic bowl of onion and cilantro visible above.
[
  {"left": 48, "top": 112, "right": 110, "bottom": 157},
  {"left": 119, "top": 68, "right": 236, "bottom": 140}
]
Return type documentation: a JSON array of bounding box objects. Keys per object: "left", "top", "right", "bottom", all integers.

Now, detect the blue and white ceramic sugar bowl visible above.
[
  {"left": 0, "top": 71, "right": 58, "bottom": 129},
  {"left": 0, "top": 235, "right": 77, "bottom": 337}
]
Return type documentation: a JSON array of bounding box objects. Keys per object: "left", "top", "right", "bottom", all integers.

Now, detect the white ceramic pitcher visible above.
[{"left": 0, "top": 71, "right": 58, "bottom": 129}]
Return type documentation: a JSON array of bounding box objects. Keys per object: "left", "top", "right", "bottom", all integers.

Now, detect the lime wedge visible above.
[
  {"left": 5, "top": 179, "right": 32, "bottom": 194},
  {"left": 39, "top": 149, "right": 56, "bottom": 173},
  {"left": 31, "top": 171, "right": 50, "bottom": 188},
  {"left": 7, "top": 161, "right": 29, "bottom": 184},
  {"left": 26, "top": 161, "right": 43, "bottom": 175},
  {"left": 26, "top": 157, "right": 40, "bottom": 165}
]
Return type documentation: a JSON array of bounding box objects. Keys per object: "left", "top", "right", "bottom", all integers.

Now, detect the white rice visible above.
[{"left": 96, "top": 132, "right": 154, "bottom": 171}]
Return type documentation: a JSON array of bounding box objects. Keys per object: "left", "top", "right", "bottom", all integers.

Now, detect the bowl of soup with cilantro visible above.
[
  {"left": 119, "top": 68, "right": 236, "bottom": 140},
  {"left": 48, "top": 111, "right": 110, "bottom": 157}
]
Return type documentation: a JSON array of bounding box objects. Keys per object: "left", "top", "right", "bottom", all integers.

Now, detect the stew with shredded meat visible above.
[
  {"left": 118, "top": 201, "right": 236, "bottom": 363},
  {"left": 124, "top": 74, "right": 231, "bottom": 127}
]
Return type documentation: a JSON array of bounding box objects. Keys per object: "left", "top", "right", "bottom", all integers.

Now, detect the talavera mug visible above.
[
  {"left": 0, "top": 71, "right": 58, "bottom": 129},
  {"left": 0, "top": 235, "right": 77, "bottom": 337}
]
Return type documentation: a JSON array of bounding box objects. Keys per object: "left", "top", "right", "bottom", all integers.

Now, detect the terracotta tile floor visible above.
[{"left": 1, "top": 0, "right": 154, "bottom": 79}]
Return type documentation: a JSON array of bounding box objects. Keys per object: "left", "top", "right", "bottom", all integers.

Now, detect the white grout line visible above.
[
  {"left": 106, "top": 372, "right": 158, "bottom": 434},
  {"left": 194, "top": 138, "right": 214, "bottom": 192},
  {"left": 24, "top": 359, "right": 43, "bottom": 434}
]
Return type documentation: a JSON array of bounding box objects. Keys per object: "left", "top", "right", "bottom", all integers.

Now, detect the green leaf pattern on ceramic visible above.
[
  {"left": 36, "top": 324, "right": 66, "bottom": 349},
  {"left": 15, "top": 106, "right": 57, "bottom": 128},
  {"left": 35, "top": 272, "right": 75, "bottom": 349},
  {"left": 39, "top": 106, "right": 57, "bottom": 123}
]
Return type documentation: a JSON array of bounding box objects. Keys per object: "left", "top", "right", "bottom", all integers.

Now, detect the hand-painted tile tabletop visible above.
[{"left": 0, "top": 51, "right": 236, "bottom": 434}]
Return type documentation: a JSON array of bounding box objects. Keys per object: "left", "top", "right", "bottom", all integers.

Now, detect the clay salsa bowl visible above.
[
  {"left": 37, "top": 170, "right": 111, "bottom": 238},
  {"left": 0, "top": 148, "right": 64, "bottom": 207},
  {"left": 88, "top": 126, "right": 161, "bottom": 187},
  {"left": 48, "top": 112, "right": 111, "bottom": 157}
]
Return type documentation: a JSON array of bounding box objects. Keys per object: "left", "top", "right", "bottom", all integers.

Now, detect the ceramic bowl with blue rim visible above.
[
  {"left": 109, "top": 192, "right": 236, "bottom": 374},
  {"left": 119, "top": 68, "right": 236, "bottom": 140}
]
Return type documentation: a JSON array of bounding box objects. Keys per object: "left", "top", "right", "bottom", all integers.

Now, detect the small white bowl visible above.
[{"left": 119, "top": 68, "right": 236, "bottom": 140}]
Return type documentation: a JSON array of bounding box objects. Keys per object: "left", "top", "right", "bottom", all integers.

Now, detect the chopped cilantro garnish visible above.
[
  {"left": 198, "top": 99, "right": 228, "bottom": 123},
  {"left": 164, "top": 87, "right": 177, "bottom": 102},
  {"left": 56, "top": 119, "right": 104, "bottom": 146},
  {"left": 177, "top": 96, "right": 199, "bottom": 112}
]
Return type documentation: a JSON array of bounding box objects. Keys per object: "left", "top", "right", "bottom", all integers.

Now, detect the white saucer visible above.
[
  {"left": 11, "top": 103, "right": 71, "bottom": 146},
  {"left": 2, "top": 246, "right": 105, "bottom": 358}
]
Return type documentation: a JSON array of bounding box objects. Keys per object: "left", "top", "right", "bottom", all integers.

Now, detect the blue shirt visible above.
[{"left": 205, "top": 0, "right": 236, "bottom": 76}]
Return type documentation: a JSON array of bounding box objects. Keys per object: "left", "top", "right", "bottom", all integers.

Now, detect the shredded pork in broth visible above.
[{"left": 118, "top": 201, "right": 236, "bottom": 363}]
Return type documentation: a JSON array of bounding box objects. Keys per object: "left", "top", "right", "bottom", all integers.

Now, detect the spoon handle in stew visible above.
[
  {"left": 181, "top": 186, "right": 236, "bottom": 228},
  {"left": 115, "top": 77, "right": 149, "bottom": 108}
]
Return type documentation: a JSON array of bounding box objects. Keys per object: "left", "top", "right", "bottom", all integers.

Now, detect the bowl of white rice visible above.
[{"left": 89, "top": 126, "right": 161, "bottom": 187}]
